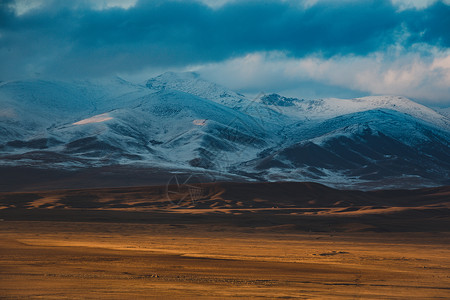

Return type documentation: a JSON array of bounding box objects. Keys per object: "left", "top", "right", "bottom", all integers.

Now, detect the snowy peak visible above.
[
  {"left": 260, "top": 94, "right": 297, "bottom": 107},
  {"left": 145, "top": 71, "right": 200, "bottom": 90},
  {"left": 269, "top": 94, "right": 450, "bottom": 131},
  {"left": 351, "top": 96, "right": 450, "bottom": 130},
  {"left": 145, "top": 72, "right": 247, "bottom": 107}
]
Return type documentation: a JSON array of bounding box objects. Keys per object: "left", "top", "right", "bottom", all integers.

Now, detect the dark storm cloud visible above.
[
  {"left": 404, "top": 2, "right": 450, "bottom": 47},
  {"left": 0, "top": 0, "right": 449, "bottom": 79}
]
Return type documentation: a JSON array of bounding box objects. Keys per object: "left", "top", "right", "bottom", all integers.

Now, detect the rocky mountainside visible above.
[{"left": 1, "top": 72, "right": 449, "bottom": 190}]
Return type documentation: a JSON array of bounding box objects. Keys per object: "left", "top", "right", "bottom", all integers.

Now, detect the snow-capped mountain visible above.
[{"left": 1, "top": 72, "right": 449, "bottom": 189}]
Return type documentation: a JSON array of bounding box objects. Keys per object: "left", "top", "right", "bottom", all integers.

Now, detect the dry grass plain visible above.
[{"left": 0, "top": 182, "right": 449, "bottom": 299}]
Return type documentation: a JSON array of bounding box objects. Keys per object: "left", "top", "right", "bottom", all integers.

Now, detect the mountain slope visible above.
[
  {"left": 1, "top": 72, "right": 449, "bottom": 190},
  {"left": 1, "top": 77, "right": 279, "bottom": 173},
  {"left": 250, "top": 109, "right": 450, "bottom": 188}
]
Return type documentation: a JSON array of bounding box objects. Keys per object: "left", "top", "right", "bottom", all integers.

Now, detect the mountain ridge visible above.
[{"left": 1, "top": 72, "right": 449, "bottom": 190}]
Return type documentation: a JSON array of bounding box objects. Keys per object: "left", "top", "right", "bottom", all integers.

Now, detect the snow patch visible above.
[
  {"left": 0, "top": 108, "right": 16, "bottom": 118},
  {"left": 73, "top": 113, "right": 113, "bottom": 125},
  {"left": 193, "top": 119, "right": 207, "bottom": 126}
]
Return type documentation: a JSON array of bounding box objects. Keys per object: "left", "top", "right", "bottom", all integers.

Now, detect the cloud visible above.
[
  {"left": 0, "top": 0, "right": 449, "bottom": 104},
  {"left": 197, "top": 47, "right": 450, "bottom": 105},
  {"left": 391, "top": 0, "right": 450, "bottom": 10}
]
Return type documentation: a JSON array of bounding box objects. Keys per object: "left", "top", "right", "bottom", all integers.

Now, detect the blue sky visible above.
[{"left": 1, "top": 0, "right": 450, "bottom": 106}]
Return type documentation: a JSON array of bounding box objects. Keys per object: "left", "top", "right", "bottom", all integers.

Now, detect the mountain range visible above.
[{"left": 1, "top": 72, "right": 449, "bottom": 190}]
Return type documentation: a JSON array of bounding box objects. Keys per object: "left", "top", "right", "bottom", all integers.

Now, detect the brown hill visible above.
[
  {"left": 0, "top": 182, "right": 449, "bottom": 233},
  {"left": 1, "top": 181, "right": 448, "bottom": 210}
]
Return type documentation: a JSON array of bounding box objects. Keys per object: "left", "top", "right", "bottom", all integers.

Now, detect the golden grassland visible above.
[{"left": 0, "top": 183, "right": 449, "bottom": 299}]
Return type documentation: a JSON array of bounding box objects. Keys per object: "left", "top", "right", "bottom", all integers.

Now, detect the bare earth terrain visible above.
[{"left": 0, "top": 182, "right": 449, "bottom": 299}]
